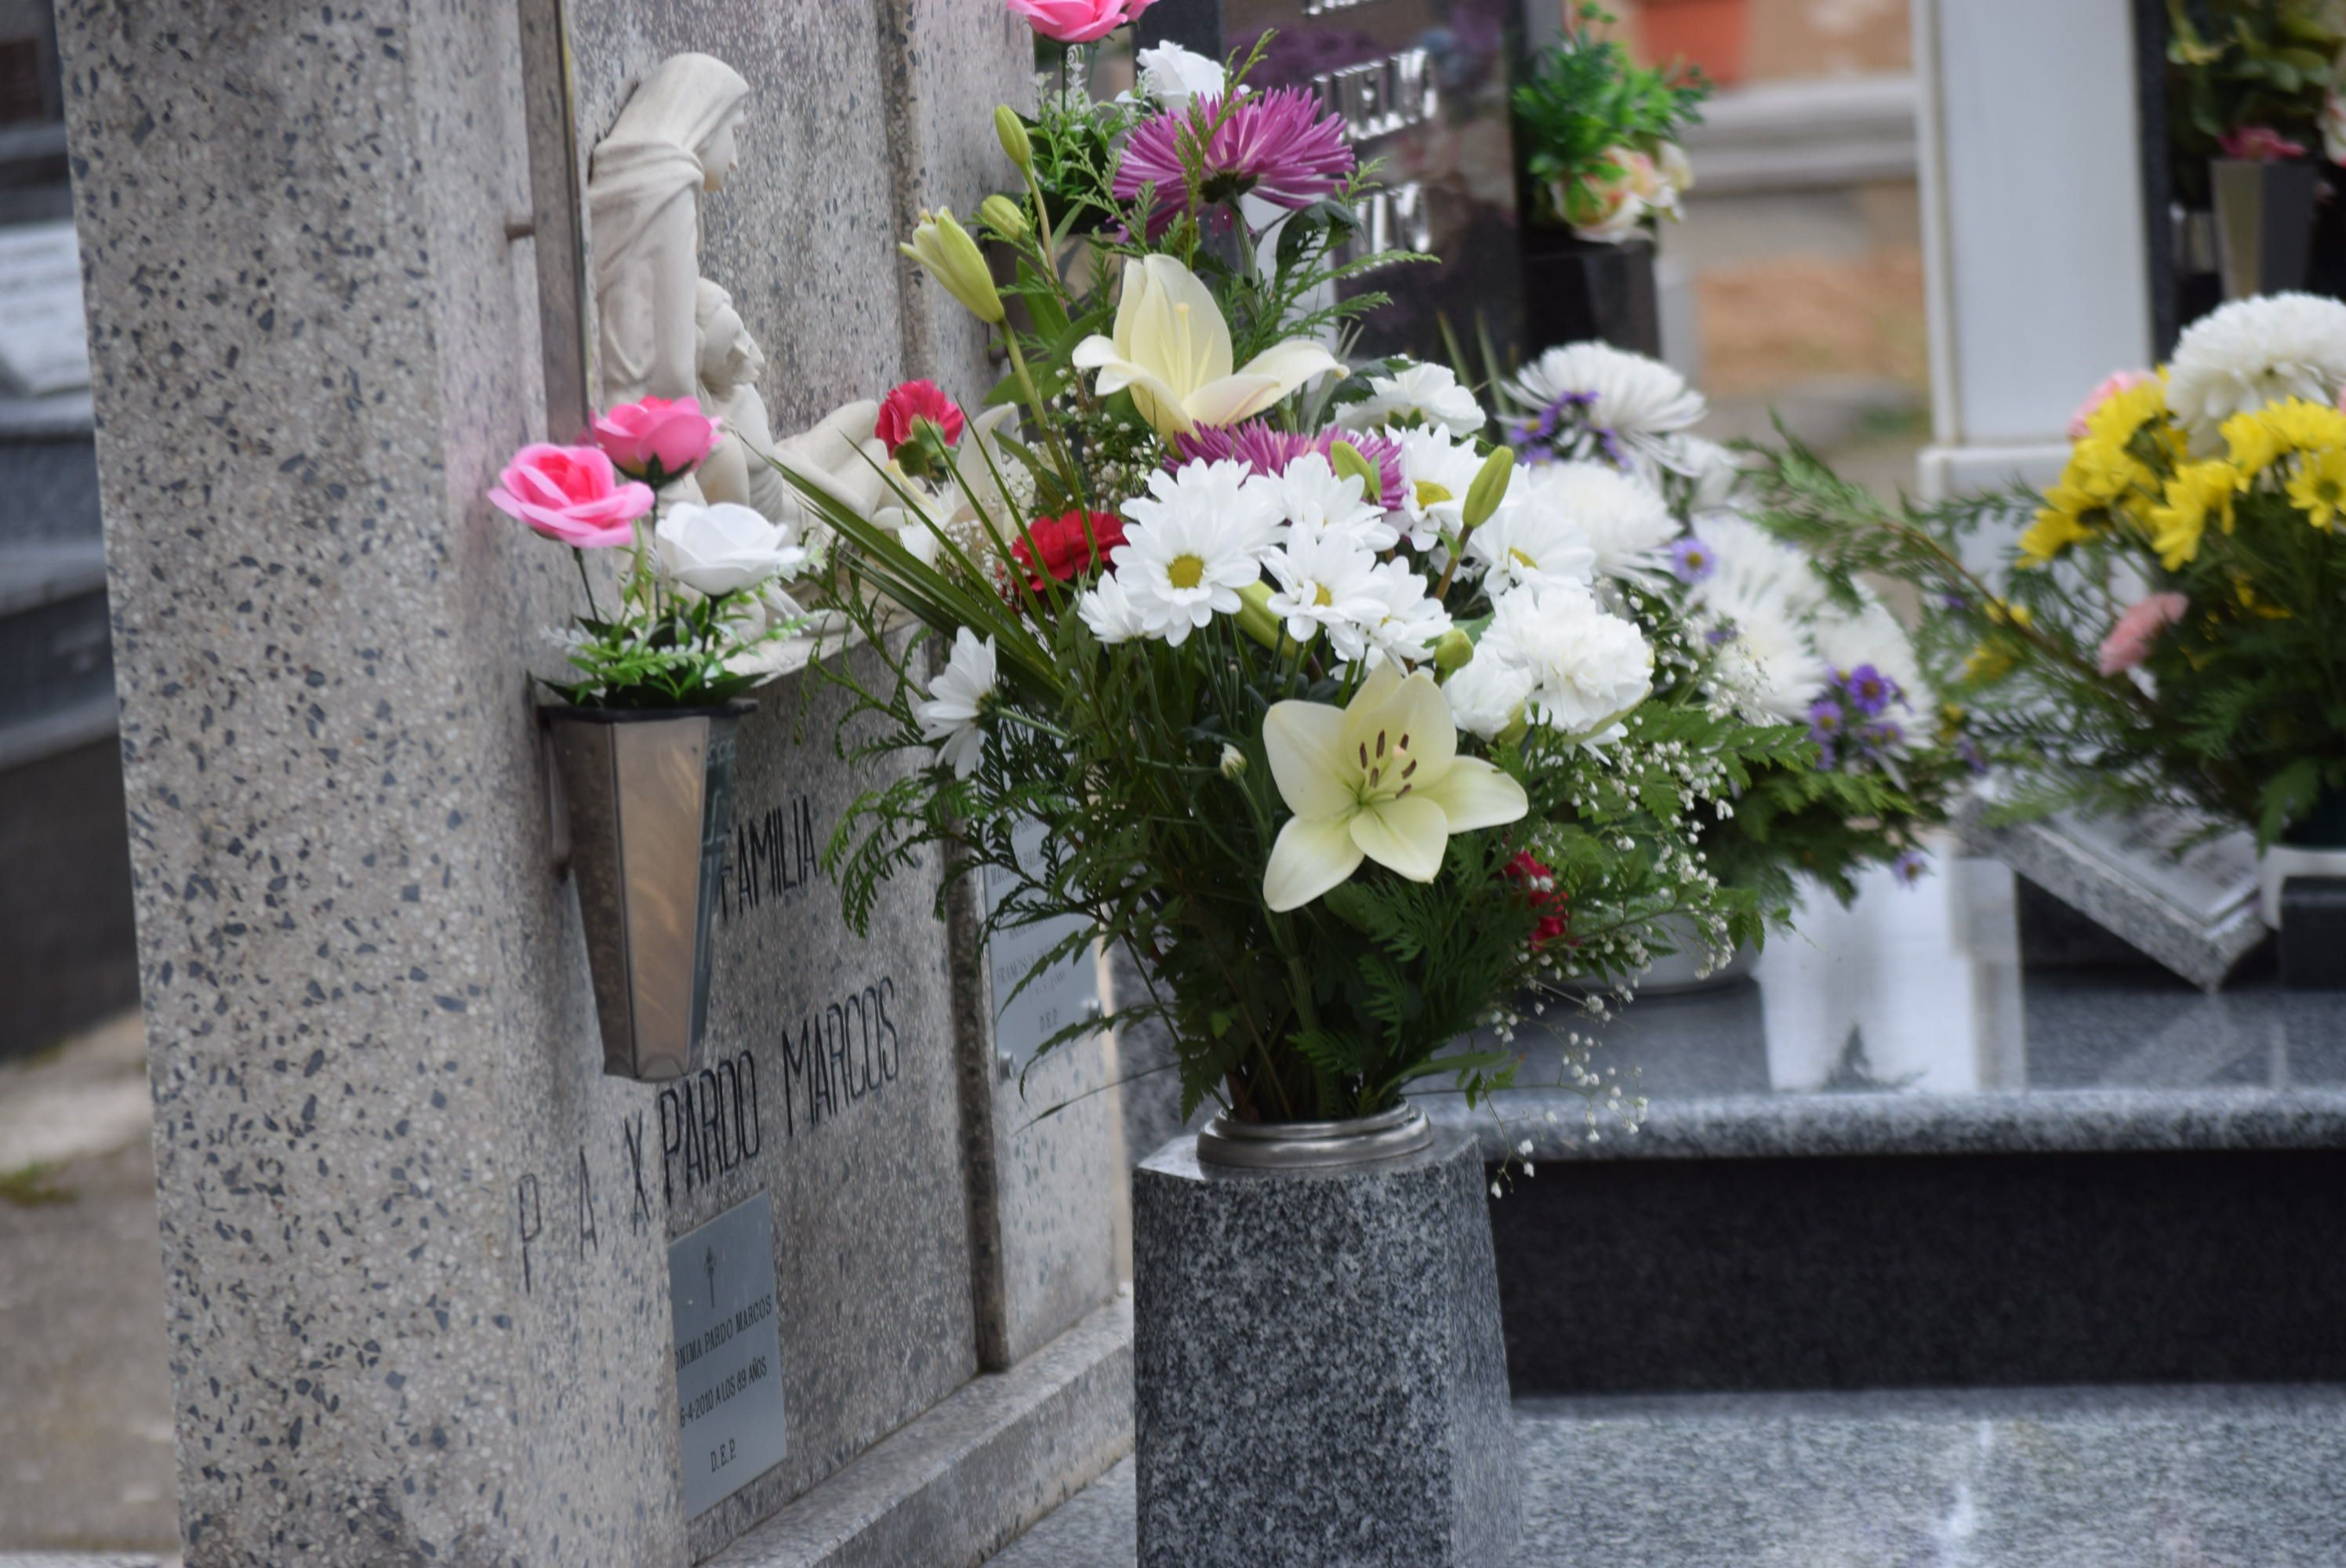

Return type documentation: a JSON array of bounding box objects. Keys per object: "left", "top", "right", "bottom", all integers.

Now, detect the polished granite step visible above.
[{"left": 986, "top": 1383, "right": 2346, "bottom": 1567}]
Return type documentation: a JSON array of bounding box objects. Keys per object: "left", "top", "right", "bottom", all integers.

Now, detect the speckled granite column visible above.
[{"left": 1131, "top": 1128, "right": 1522, "bottom": 1568}]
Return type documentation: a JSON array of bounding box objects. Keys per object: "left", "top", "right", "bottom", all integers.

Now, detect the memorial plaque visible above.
[
  {"left": 669, "top": 1192, "right": 789, "bottom": 1517},
  {"left": 984, "top": 815, "right": 1104, "bottom": 1062},
  {"left": 1142, "top": 0, "right": 1526, "bottom": 362}
]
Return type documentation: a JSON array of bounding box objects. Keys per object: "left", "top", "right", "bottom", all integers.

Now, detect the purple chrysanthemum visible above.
[
  {"left": 1171, "top": 421, "right": 1405, "bottom": 510},
  {"left": 1891, "top": 848, "right": 1929, "bottom": 886},
  {"left": 1114, "top": 89, "right": 1356, "bottom": 236},
  {"left": 1669, "top": 536, "right": 1716, "bottom": 584}
]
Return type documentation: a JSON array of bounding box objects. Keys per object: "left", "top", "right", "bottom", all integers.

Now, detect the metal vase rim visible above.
[{"left": 1194, "top": 1102, "right": 1435, "bottom": 1171}]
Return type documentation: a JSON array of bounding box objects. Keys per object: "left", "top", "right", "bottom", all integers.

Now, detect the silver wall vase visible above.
[
  {"left": 2211, "top": 158, "right": 2320, "bottom": 300},
  {"left": 544, "top": 701, "right": 749, "bottom": 1080}
]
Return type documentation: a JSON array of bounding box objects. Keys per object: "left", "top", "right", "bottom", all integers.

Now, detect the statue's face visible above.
[{"left": 702, "top": 111, "right": 742, "bottom": 192}]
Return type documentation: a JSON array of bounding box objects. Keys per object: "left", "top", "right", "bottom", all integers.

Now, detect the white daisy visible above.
[
  {"left": 1482, "top": 580, "right": 1653, "bottom": 735},
  {"left": 913, "top": 627, "right": 996, "bottom": 779},
  {"left": 1338, "top": 361, "right": 1487, "bottom": 438},
  {"left": 1514, "top": 459, "right": 1678, "bottom": 584},
  {"left": 1353, "top": 557, "right": 1453, "bottom": 667},
  {"left": 1440, "top": 648, "right": 1534, "bottom": 740},
  {"left": 1113, "top": 459, "right": 1278, "bottom": 644},
  {"left": 1389, "top": 426, "right": 1484, "bottom": 550},
  {"left": 2166, "top": 292, "right": 2346, "bottom": 454},
  {"left": 1465, "top": 488, "right": 1600, "bottom": 593},
  {"left": 1077, "top": 570, "right": 1148, "bottom": 645},
  {"left": 1275, "top": 452, "right": 1397, "bottom": 552},
  {"left": 1504, "top": 342, "right": 1707, "bottom": 450},
  {"left": 1265, "top": 530, "right": 1385, "bottom": 646}
]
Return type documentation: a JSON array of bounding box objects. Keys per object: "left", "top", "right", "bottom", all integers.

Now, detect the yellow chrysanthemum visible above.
[
  {"left": 2287, "top": 445, "right": 2346, "bottom": 529},
  {"left": 2147, "top": 459, "right": 2239, "bottom": 570},
  {"left": 1962, "top": 643, "right": 2015, "bottom": 684},
  {"left": 2083, "top": 378, "right": 2169, "bottom": 452},
  {"left": 2264, "top": 397, "right": 2346, "bottom": 453},
  {"left": 2019, "top": 507, "right": 2094, "bottom": 566},
  {"left": 2220, "top": 408, "right": 2286, "bottom": 475},
  {"left": 2235, "top": 577, "right": 2293, "bottom": 620},
  {"left": 1983, "top": 599, "right": 2032, "bottom": 629}
]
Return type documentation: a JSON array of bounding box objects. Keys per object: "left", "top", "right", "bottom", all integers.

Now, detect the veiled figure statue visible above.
[
  {"left": 586, "top": 53, "right": 750, "bottom": 412},
  {"left": 694, "top": 279, "right": 790, "bottom": 523}
]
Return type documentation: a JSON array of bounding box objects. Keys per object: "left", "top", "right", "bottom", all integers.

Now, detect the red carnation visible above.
[
  {"left": 1009, "top": 509, "right": 1128, "bottom": 595},
  {"left": 1502, "top": 850, "right": 1571, "bottom": 951},
  {"left": 874, "top": 379, "right": 965, "bottom": 457}
]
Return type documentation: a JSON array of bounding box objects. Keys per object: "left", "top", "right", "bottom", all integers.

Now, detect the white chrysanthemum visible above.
[
  {"left": 1441, "top": 649, "right": 1534, "bottom": 740},
  {"left": 1814, "top": 595, "right": 1927, "bottom": 712},
  {"left": 1514, "top": 459, "right": 1678, "bottom": 583},
  {"left": 1663, "top": 433, "right": 1751, "bottom": 514},
  {"left": 1505, "top": 341, "right": 1707, "bottom": 441},
  {"left": 1483, "top": 580, "right": 1653, "bottom": 735},
  {"left": 1338, "top": 361, "right": 1487, "bottom": 438},
  {"left": 913, "top": 628, "right": 995, "bottom": 779},
  {"left": 1275, "top": 452, "right": 1396, "bottom": 551},
  {"left": 1265, "top": 529, "right": 1384, "bottom": 646},
  {"left": 1353, "top": 557, "right": 1453, "bottom": 666},
  {"left": 1113, "top": 460, "right": 1279, "bottom": 644},
  {"left": 1694, "top": 513, "right": 1828, "bottom": 621},
  {"left": 1465, "top": 488, "right": 1600, "bottom": 593},
  {"left": 2166, "top": 292, "right": 2346, "bottom": 454},
  {"left": 1389, "top": 426, "right": 1483, "bottom": 550},
  {"left": 1077, "top": 570, "right": 1147, "bottom": 645}
]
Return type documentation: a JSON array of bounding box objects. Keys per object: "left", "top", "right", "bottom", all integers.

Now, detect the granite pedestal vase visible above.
[
  {"left": 1518, "top": 229, "right": 1661, "bottom": 357},
  {"left": 1131, "top": 1120, "right": 1521, "bottom": 1568},
  {"left": 545, "top": 700, "right": 748, "bottom": 1081}
]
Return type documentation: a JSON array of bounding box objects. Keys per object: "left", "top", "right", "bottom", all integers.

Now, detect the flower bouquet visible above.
[
  {"left": 1512, "top": 2, "right": 1706, "bottom": 244},
  {"left": 1749, "top": 292, "right": 2346, "bottom": 906},
  {"left": 490, "top": 397, "right": 810, "bottom": 1078},
  {"left": 1501, "top": 341, "right": 1977, "bottom": 927}
]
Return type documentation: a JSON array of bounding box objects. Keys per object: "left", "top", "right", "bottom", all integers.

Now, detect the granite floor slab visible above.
[{"left": 986, "top": 1383, "right": 2346, "bottom": 1566}]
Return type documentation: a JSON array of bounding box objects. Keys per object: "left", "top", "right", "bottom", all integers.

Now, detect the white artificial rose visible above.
[
  {"left": 655, "top": 501, "right": 804, "bottom": 596},
  {"left": 1135, "top": 42, "right": 1227, "bottom": 114}
]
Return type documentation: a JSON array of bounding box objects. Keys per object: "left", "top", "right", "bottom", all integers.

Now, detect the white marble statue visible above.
[
  {"left": 586, "top": 53, "right": 750, "bottom": 412},
  {"left": 693, "top": 279, "right": 790, "bottom": 523}
]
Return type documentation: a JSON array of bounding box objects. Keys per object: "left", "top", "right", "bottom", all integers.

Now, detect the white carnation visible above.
[
  {"left": 2166, "top": 292, "right": 2346, "bottom": 454},
  {"left": 1441, "top": 650, "right": 1534, "bottom": 740},
  {"left": 1483, "top": 580, "right": 1653, "bottom": 735}
]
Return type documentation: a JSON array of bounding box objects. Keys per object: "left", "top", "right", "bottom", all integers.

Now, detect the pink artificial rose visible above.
[
  {"left": 2067, "top": 369, "right": 2156, "bottom": 439},
  {"left": 592, "top": 395, "right": 720, "bottom": 485},
  {"left": 488, "top": 444, "right": 654, "bottom": 549},
  {"left": 2218, "top": 125, "right": 2307, "bottom": 162},
  {"left": 1004, "top": 0, "right": 1153, "bottom": 44},
  {"left": 874, "top": 379, "right": 967, "bottom": 457},
  {"left": 2097, "top": 592, "right": 2189, "bottom": 677}
]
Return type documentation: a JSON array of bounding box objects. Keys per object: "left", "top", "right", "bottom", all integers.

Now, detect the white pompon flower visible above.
[
  {"left": 1465, "top": 487, "right": 1599, "bottom": 594},
  {"left": 1113, "top": 460, "right": 1280, "bottom": 644},
  {"left": 1260, "top": 662, "right": 1530, "bottom": 912},
  {"left": 1338, "top": 361, "right": 1487, "bottom": 438},
  {"left": 1483, "top": 581, "right": 1653, "bottom": 736},
  {"left": 1276, "top": 452, "right": 1397, "bottom": 551},
  {"left": 1390, "top": 426, "right": 1485, "bottom": 550},
  {"left": 1513, "top": 459, "right": 1677, "bottom": 584},
  {"left": 1265, "top": 529, "right": 1384, "bottom": 646},
  {"left": 1440, "top": 649, "right": 1535, "bottom": 740},
  {"left": 913, "top": 628, "right": 996, "bottom": 779},
  {"left": 1135, "top": 42, "right": 1227, "bottom": 113},
  {"left": 1076, "top": 570, "right": 1148, "bottom": 645},
  {"left": 2166, "top": 292, "right": 2346, "bottom": 454},
  {"left": 1504, "top": 341, "right": 1707, "bottom": 447}
]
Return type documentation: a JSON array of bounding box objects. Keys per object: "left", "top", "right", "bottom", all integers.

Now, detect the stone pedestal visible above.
[{"left": 1131, "top": 1128, "right": 1520, "bottom": 1568}]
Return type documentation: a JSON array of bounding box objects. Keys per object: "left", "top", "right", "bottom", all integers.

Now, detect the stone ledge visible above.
[{"left": 707, "top": 1293, "right": 1132, "bottom": 1568}]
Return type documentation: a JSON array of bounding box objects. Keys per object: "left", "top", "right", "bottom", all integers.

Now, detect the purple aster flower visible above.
[
  {"left": 1840, "top": 663, "right": 1894, "bottom": 717},
  {"left": 1807, "top": 697, "right": 1845, "bottom": 762},
  {"left": 1114, "top": 89, "right": 1356, "bottom": 238},
  {"left": 1892, "top": 848, "right": 1928, "bottom": 886},
  {"left": 1858, "top": 719, "right": 1904, "bottom": 755},
  {"left": 1669, "top": 536, "right": 1716, "bottom": 584},
  {"left": 1171, "top": 421, "right": 1406, "bottom": 510},
  {"left": 1957, "top": 735, "right": 1987, "bottom": 775}
]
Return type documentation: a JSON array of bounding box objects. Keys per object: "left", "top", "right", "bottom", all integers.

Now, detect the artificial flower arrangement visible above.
[
  {"left": 1512, "top": 2, "right": 1708, "bottom": 243},
  {"left": 2164, "top": 0, "right": 2346, "bottom": 205},
  {"left": 1751, "top": 290, "right": 2346, "bottom": 854},
  {"left": 491, "top": 397, "right": 808, "bottom": 707},
  {"left": 764, "top": 32, "right": 1804, "bottom": 1128},
  {"left": 1498, "top": 341, "right": 1977, "bottom": 909}
]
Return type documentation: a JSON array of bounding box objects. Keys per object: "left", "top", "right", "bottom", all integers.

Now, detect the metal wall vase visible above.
[
  {"left": 2211, "top": 158, "right": 2319, "bottom": 301},
  {"left": 544, "top": 702, "right": 749, "bottom": 1080}
]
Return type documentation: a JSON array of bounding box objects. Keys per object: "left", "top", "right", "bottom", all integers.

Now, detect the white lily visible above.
[
  {"left": 1072, "top": 255, "right": 1342, "bottom": 440},
  {"left": 1261, "top": 662, "right": 1529, "bottom": 913}
]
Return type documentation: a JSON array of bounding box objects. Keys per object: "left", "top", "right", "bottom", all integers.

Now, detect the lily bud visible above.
[
  {"left": 994, "top": 106, "right": 1034, "bottom": 172},
  {"left": 1327, "top": 438, "right": 1380, "bottom": 500},
  {"left": 1234, "top": 580, "right": 1313, "bottom": 652},
  {"left": 900, "top": 208, "right": 1004, "bottom": 325},
  {"left": 1462, "top": 445, "right": 1516, "bottom": 528},
  {"left": 1432, "top": 628, "right": 1473, "bottom": 672},
  {"left": 979, "top": 193, "right": 1030, "bottom": 242}
]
